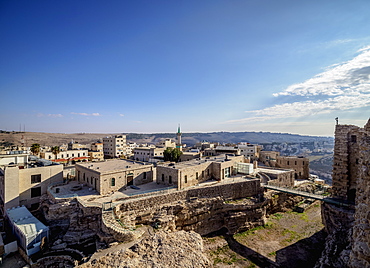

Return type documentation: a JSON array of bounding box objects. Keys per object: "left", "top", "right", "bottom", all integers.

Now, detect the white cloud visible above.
[
  {"left": 119, "top": 113, "right": 125, "bottom": 117},
  {"left": 228, "top": 45, "right": 370, "bottom": 124},
  {"left": 274, "top": 46, "right": 370, "bottom": 97},
  {"left": 71, "top": 112, "right": 101, "bottom": 116},
  {"left": 48, "top": 114, "right": 63, "bottom": 118},
  {"left": 36, "top": 113, "right": 63, "bottom": 118}
]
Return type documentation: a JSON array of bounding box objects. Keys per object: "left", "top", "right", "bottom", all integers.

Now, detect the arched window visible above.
[{"left": 111, "top": 178, "right": 115, "bottom": 187}]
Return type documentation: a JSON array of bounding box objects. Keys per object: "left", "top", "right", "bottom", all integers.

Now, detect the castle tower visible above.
[
  {"left": 332, "top": 119, "right": 370, "bottom": 203},
  {"left": 176, "top": 124, "right": 182, "bottom": 151}
]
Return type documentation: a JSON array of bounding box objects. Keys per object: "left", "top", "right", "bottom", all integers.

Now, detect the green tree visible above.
[
  {"left": 163, "top": 148, "right": 183, "bottom": 162},
  {"left": 30, "top": 143, "right": 40, "bottom": 156},
  {"left": 50, "top": 146, "right": 60, "bottom": 160}
]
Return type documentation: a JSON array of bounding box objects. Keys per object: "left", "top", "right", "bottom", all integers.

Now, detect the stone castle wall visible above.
[{"left": 115, "top": 179, "right": 264, "bottom": 235}]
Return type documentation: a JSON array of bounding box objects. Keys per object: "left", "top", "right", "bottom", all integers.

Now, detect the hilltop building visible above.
[
  {"left": 103, "top": 135, "right": 127, "bottom": 158},
  {"left": 75, "top": 159, "right": 154, "bottom": 195}
]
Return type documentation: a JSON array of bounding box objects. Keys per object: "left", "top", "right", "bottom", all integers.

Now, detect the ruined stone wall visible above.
[
  {"left": 332, "top": 124, "right": 359, "bottom": 201},
  {"left": 117, "top": 179, "right": 262, "bottom": 213},
  {"left": 317, "top": 119, "right": 370, "bottom": 268},
  {"left": 349, "top": 120, "right": 370, "bottom": 268},
  {"left": 115, "top": 179, "right": 264, "bottom": 235}
]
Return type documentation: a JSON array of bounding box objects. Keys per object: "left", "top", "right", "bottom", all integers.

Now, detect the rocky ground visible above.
[
  {"left": 203, "top": 201, "right": 325, "bottom": 268},
  {"left": 78, "top": 230, "right": 212, "bottom": 268}
]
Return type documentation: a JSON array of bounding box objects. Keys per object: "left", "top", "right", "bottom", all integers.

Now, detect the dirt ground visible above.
[{"left": 203, "top": 201, "right": 326, "bottom": 268}]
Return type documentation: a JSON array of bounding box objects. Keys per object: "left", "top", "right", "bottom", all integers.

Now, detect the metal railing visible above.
[{"left": 262, "top": 184, "right": 353, "bottom": 207}]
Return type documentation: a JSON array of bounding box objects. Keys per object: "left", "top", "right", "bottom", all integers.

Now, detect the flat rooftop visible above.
[
  {"left": 159, "top": 154, "right": 241, "bottom": 169},
  {"left": 76, "top": 159, "right": 152, "bottom": 174},
  {"left": 258, "top": 167, "right": 292, "bottom": 174},
  {"left": 7, "top": 206, "right": 48, "bottom": 238}
]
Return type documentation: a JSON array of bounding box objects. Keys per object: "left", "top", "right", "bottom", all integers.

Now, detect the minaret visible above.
[{"left": 176, "top": 124, "right": 182, "bottom": 150}]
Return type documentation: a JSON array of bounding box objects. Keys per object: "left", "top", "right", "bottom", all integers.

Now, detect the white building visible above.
[
  {"left": 7, "top": 206, "right": 49, "bottom": 256},
  {"left": 126, "top": 142, "right": 139, "bottom": 156},
  {"left": 237, "top": 143, "right": 260, "bottom": 160},
  {"left": 133, "top": 147, "right": 165, "bottom": 162},
  {"left": 103, "top": 135, "right": 127, "bottom": 158},
  {"left": 41, "top": 149, "right": 89, "bottom": 163}
]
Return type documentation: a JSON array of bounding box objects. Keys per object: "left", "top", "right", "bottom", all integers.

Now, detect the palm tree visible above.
[
  {"left": 50, "top": 146, "right": 60, "bottom": 160},
  {"left": 30, "top": 143, "right": 40, "bottom": 156}
]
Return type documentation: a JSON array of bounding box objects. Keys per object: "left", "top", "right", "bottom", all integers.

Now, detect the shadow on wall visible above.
[{"left": 223, "top": 229, "right": 327, "bottom": 268}]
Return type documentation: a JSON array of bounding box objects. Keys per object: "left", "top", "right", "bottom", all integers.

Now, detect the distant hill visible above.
[{"left": 0, "top": 130, "right": 333, "bottom": 147}]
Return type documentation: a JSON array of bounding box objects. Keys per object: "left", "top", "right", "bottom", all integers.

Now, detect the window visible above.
[
  {"left": 196, "top": 172, "right": 198, "bottom": 180},
  {"left": 287, "top": 161, "right": 290, "bottom": 165},
  {"left": 169, "top": 176, "right": 172, "bottom": 184},
  {"left": 184, "top": 175, "right": 187, "bottom": 183},
  {"left": 351, "top": 135, "right": 357, "bottom": 143},
  {"left": 111, "top": 178, "right": 115, "bottom": 187},
  {"left": 162, "top": 174, "right": 164, "bottom": 182},
  {"left": 295, "top": 161, "right": 297, "bottom": 165},
  {"left": 31, "top": 187, "right": 41, "bottom": 198},
  {"left": 143, "top": 172, "right": 147, "bottom": 180},
  {"left": 31, "top": 174, "right": 41, "bottom": 184}
]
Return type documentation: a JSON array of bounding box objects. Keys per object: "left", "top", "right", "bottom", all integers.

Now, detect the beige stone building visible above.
[
  {"left": 68, "top": 140, "right": 86, "bottom": 150},
  {"left": 103, "top": 135, "right": 127, "bottom": 158},
  {"left": 88, "top": 151, "right": 104, "bottom": 162},
  {"left": 0, "top": 156, "right": 63, "bottom": 212},
  {"left": 133, "top": 147, "right": 165, "bottom": 162},
  {"left": 75, "top": 159, "right": 154, "bottom": 195},
  {"left": 156, "top": 154, "right": 245, "bottom": 190},
  {"left": 179, "top": 151, "right": 202, "bottom": 162},
  {"left": 91, "top": 142, "right": 103, "bottom": 151},
  {"left": 258, "top": 167, "right": 295, "bottom": 187},
  {"left": 275, "top": 156, "right": 309, "bottom": 180},
  {"left": 259, "top": 151, "right": 280, "bottom": 166}
]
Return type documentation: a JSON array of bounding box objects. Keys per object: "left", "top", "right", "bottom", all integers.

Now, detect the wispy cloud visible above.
[
  {"left": 228, "top": 45, "right": 370, "bottom": 124},
  {"left": 71, "top": 112, "right": 101, "bottom": 116},
  {"left": 119, "top": 113, "right": 125, "bottom": 117},
  {"left": 36, "top": 113, "right": 63, "bottom": 118}
]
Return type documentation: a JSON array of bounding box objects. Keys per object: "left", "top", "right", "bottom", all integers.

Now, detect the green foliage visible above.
[
  {"left": 234, "top": 223, "right": 274, "bottom": 238},
  {"left": 30, "top": 143, "right": 41, "bottom": 155},
  {"left": 268, "top": 251, "right": 276, "bottom": 256},
  {"left": 282, "top": 228, "right": 302, "bottom": 243},
  {"left": 163, "top": 147, "right": 183, "bottom": 162},
  {"left": 271, "top": 213, "right": 283, "bottom": 220},
  {"left": 50, "top": 146, "right": 60, "bottom": 159}
]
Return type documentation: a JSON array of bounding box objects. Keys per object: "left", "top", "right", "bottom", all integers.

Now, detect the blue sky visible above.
[{"left": 1, "top": 1, "right": 370, "bottom": 136}]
